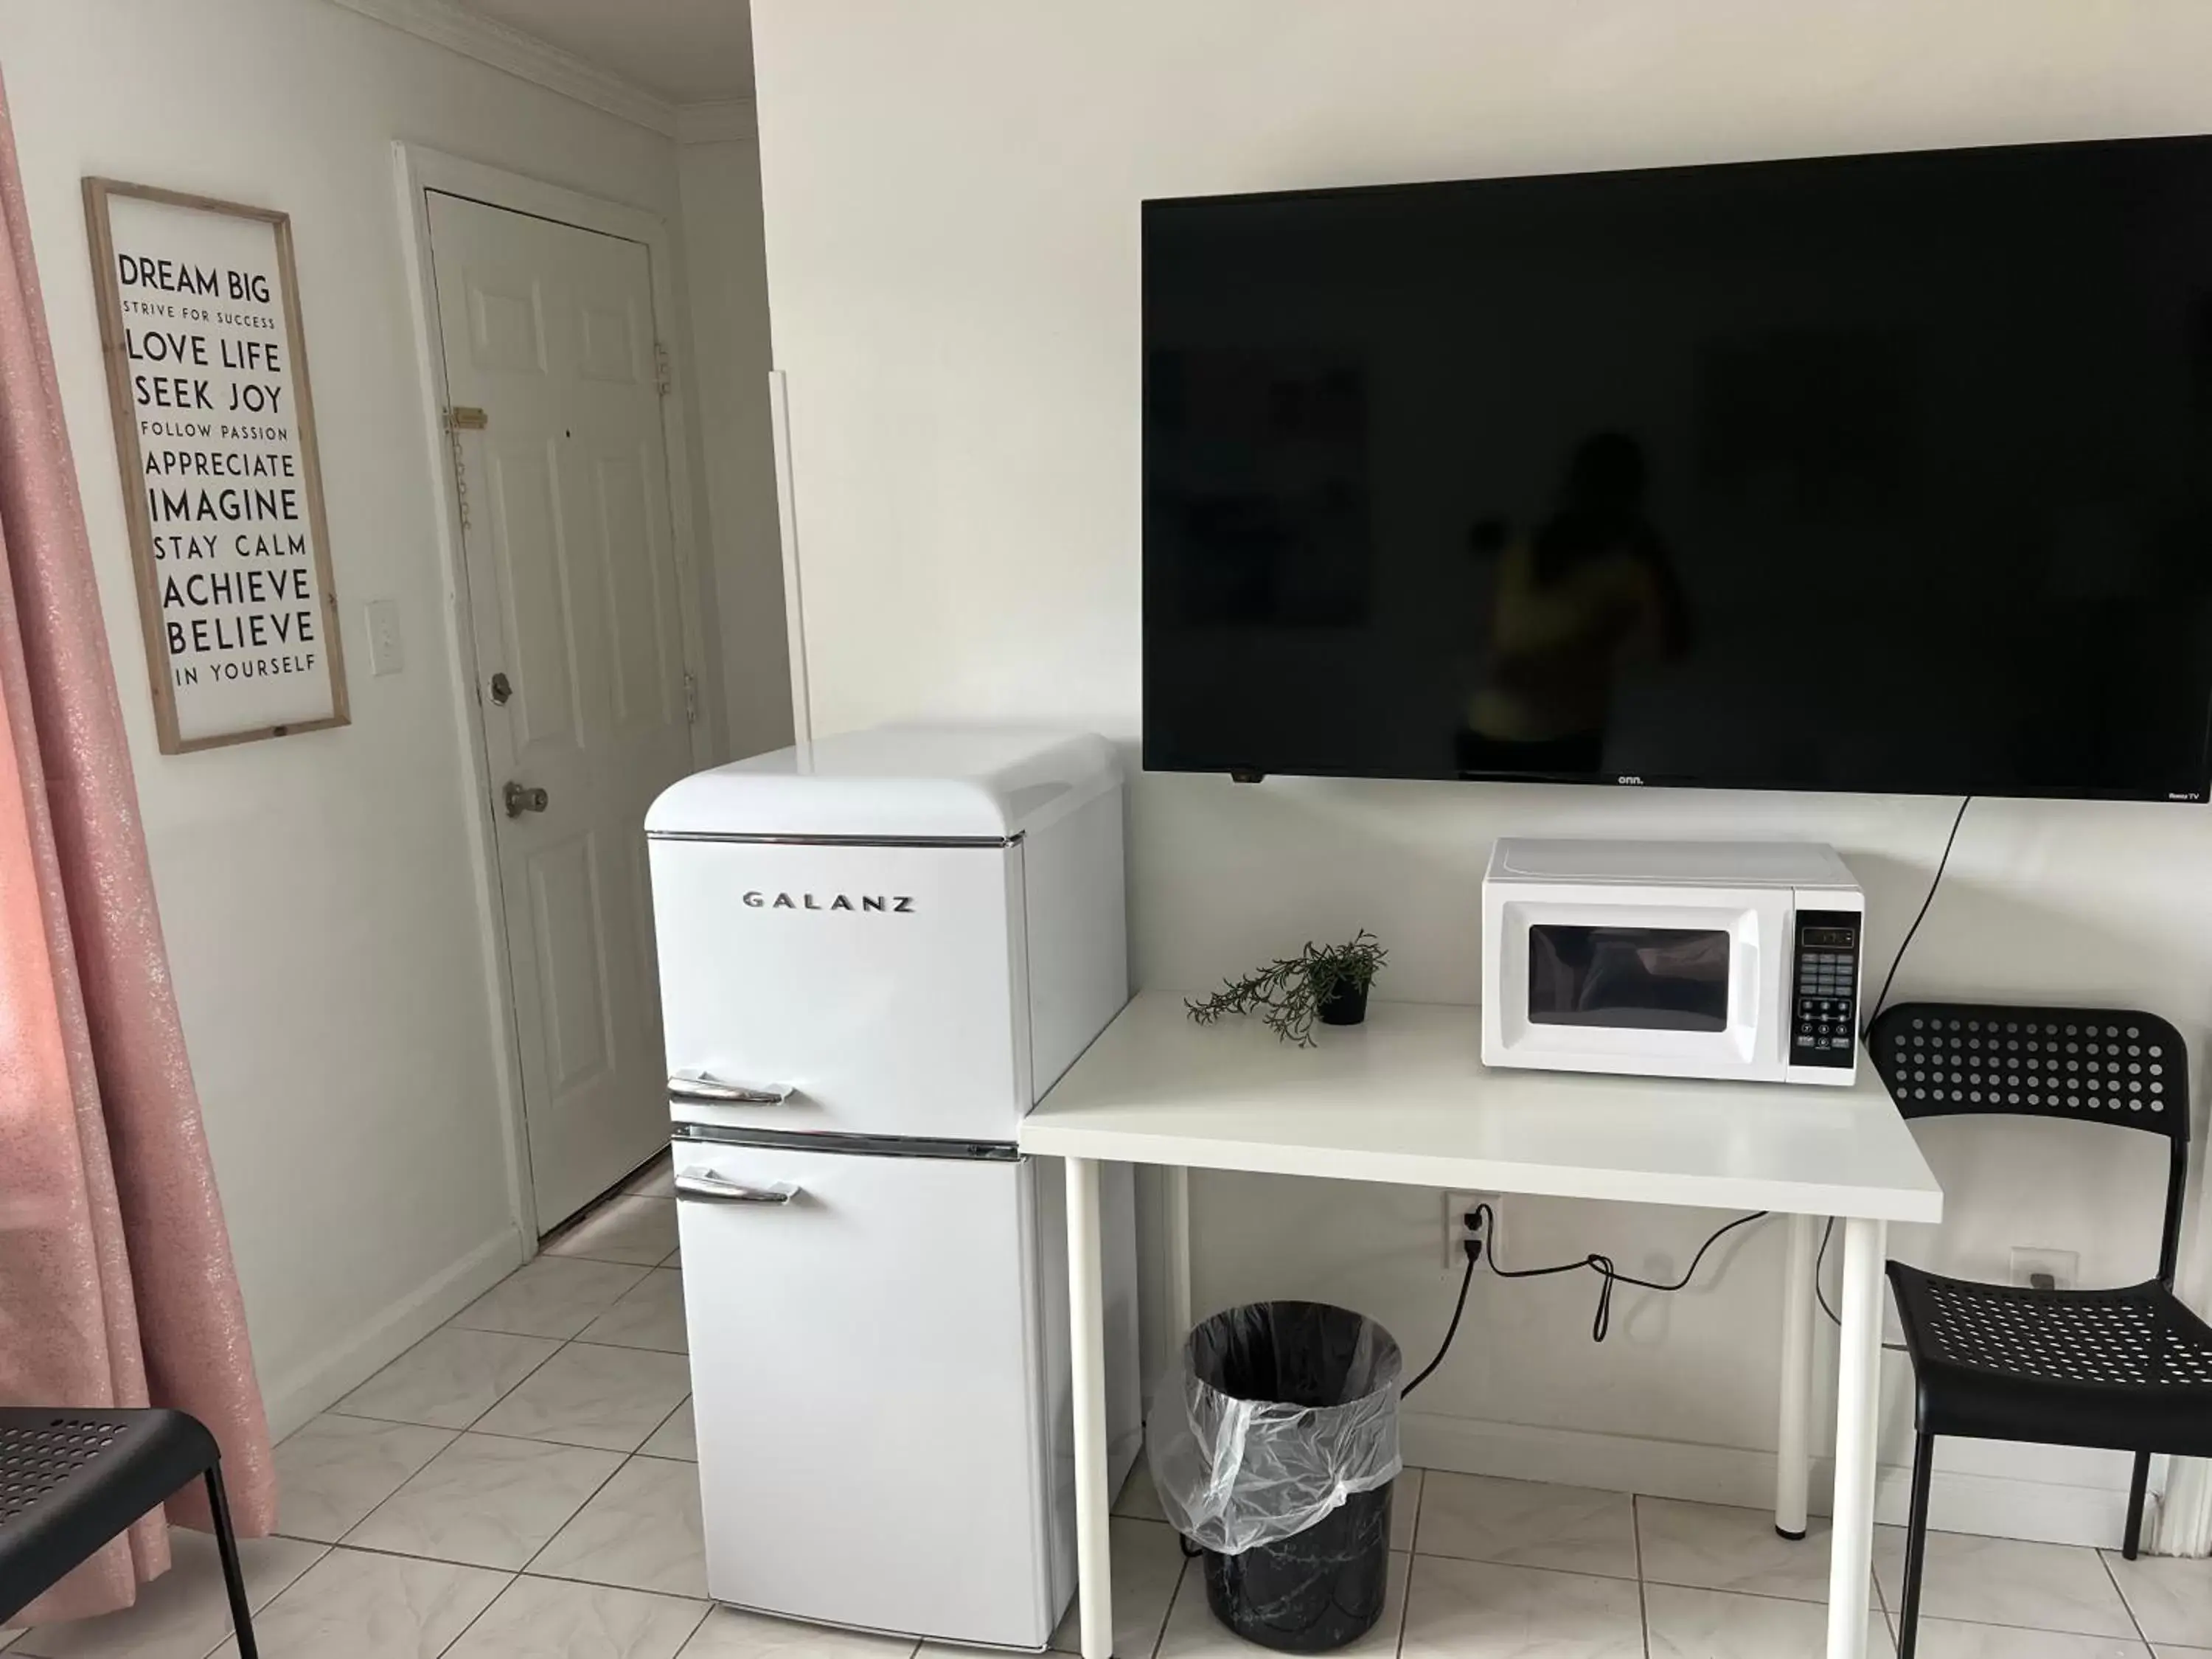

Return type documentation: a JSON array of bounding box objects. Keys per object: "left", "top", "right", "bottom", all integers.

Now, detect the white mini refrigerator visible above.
[{"left": 645, "top": 726, "right": 1143, "bottom": 1648}]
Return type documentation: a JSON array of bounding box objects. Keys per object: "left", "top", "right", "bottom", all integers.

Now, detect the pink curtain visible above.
[{"left": 0, "top": 77, "right": 274, "bottom": 1623}]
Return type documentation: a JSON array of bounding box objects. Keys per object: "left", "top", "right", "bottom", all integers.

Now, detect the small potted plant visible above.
[{"left": 1185, "top": 931, "right": 1388, "bottom": 1046}]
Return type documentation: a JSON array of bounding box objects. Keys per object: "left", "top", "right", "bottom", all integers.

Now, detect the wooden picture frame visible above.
[{"left": 83, "top": 178, "right": 348, "bottom": 753}]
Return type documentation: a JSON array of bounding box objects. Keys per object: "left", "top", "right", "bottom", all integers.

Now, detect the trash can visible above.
[{"left": 1147, "top": 1301, "right": 1402, "bottom": 1653}]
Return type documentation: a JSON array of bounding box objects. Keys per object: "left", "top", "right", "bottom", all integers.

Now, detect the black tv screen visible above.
[{"left": 1143, "top": 136, "right": 2212, "bottom": 801}]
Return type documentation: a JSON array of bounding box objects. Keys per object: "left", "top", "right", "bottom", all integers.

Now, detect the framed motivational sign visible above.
[{"left": 83, "top": 178, "right": 348, "bottom": 752}]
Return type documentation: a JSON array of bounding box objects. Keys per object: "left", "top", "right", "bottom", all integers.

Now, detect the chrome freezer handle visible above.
[
  {"left": 675, "top": 1172, "right": 800, "bottom": 1205},
  {"left": 667, "top": 1072, "right": 792, "bottom": 1106}
]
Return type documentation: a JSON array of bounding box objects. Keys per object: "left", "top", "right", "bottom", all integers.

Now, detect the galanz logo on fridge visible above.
[{"left": 742, "top": 891, "right": 916, "bottom": 913}]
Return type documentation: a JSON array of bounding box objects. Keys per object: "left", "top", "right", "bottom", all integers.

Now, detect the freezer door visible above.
[
  {"left": 677, "top": 1143, "right": 1055, "bottom": 1646},
  {"left": 650, "top": 839, "right": 1029, "bottom": 1140}
]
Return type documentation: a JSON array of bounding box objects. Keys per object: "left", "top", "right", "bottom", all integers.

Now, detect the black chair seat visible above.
[
  {"left": 0, "top": 1408, "right": 253, "bottom": 1652},
  {"left": 1888, "top": 1265, "right": 2212, "bottom": 1455},
  {"left": 1872, "top": 1001, "right": 2197, "bottom": 1659}
]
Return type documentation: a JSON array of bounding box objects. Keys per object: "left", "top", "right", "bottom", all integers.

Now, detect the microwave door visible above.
[
  {"left": 1488, "top": 888, "right": 1790, "bottom": 1080},
  {"left": 1526, "top": 923, "right": 1734, "bottom": 1033}
]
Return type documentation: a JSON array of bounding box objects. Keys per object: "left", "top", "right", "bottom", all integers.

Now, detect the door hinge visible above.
[
  {"left": 682, "top": 669, "right": 699, "bottom": 725},
  {"left": 653, "top": 342, "right": 673, "bottom": 397}
]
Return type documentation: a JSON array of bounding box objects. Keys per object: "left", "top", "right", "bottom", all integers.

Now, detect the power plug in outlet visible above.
[
  {"left": 2009, "top": 1246, "right": 2079, "bottom": 1292},
  {"left": 1444, "top": 1191, "right": 1500, "bottom": 1270}
]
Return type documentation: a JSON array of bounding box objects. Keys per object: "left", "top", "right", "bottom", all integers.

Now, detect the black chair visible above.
[
  {"left": 1871, "top": 1002, "right": 2212, "bottom": 1659},
  {"left": 0, "top": 1408, "right": 256, "bottom": 1656}
]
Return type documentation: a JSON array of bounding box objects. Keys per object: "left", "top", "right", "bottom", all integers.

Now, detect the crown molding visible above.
[
  {"left": 326, "top": 0, "right": 680, "bottom": 136},
  {"left": 674, "top": 98, "right": 758, "bottom": 145}
]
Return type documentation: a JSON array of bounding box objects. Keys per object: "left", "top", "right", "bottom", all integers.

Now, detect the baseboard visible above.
[
  {"left": 1401, "top": 1410, "right": 2140, "bottom": 1551},
  {"left": 259, "top": 1228, "right": 526, "bottom": 1439}
]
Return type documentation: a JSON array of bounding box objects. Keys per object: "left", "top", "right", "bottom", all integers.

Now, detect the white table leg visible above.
[
  {"left": 1775, "top": 1213, "right": 1818, "bottom": 1540},
  {"left": 1826, "top": 1217, "right": 1887, "bottom": 1659},
  {"left": 1163, "top": 1164, "right": 1192, "bottom": 1349},
  {"left": 1068, "top": 1156, "right": 1114, "bottom": 1659}
]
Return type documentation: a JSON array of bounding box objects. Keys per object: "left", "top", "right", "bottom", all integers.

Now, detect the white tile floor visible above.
[{"left": 10, "top": 1158, "right": 2211, "bottom": 1657}]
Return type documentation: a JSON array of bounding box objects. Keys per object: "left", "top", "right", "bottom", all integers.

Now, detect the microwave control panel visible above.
[{"left": 1790, "top": 911, "right": 1862, "bottom": 1068}]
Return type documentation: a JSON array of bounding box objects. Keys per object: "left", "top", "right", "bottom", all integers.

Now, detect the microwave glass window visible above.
[{"left": 1527, "top": 926, "right": 1731, "bottom": 1032}]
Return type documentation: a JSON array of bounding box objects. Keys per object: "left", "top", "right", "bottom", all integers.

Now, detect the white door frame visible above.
[{"left": 392, "top": 142, "right": 714, "bottom": 1250}]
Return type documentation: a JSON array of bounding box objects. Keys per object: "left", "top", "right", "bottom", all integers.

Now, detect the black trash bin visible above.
[{"left": 1150, "top": 1301, "right": 1402, "bottom": 1654}]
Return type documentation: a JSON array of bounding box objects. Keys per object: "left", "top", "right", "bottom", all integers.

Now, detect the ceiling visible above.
[{"left": 457, "top": 0, "right": 755, "bottom": 105}]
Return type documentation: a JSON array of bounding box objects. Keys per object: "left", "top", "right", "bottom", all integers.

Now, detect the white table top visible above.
[{"left": 1024, "top": 994, "right": 1943, "bottom": 1223}]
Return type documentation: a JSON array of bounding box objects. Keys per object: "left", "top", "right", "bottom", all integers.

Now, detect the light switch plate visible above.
[{"left": 365, "top": 599, "right": 403, "bottom": 677}]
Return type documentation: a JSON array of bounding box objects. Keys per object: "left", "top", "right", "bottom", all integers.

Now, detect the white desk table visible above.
[{"left": 1022, "top": 993, "right": 1943, "bottom": 1659}]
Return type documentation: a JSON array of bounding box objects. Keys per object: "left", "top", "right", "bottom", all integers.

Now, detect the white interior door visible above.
[{"left": 428, "top": 191, "right": 699, "bottom": 1230}]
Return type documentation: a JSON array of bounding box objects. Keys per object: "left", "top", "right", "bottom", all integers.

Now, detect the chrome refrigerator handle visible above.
[
  {"left": 667, "top": 1074, "right": 793, "bottom": 1106},
  {"left": 675, "top": 1172, "right": 800, "bottom": 1205}
]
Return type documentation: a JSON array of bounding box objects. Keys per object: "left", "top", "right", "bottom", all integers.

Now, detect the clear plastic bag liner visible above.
[{"left": 1147, "top": 1301, "right": 1403, "bottom": 1555}]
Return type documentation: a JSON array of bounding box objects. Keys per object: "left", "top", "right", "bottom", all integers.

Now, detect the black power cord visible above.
[
  {"left": 1861, "top": 795, "right": 1971, "bottom": 1043},
  {"left": 1476, "top": 1203, "right": 1772, "bottom": 1343},
  {"left": 1402, "top": 1203, "right": 1771, "bottom": 1396},
  {"left": 1826, "top": 798, "right": 1968, "bottom": 1350},
  {"left": 1813, "top": 1217, "right": 1909, "bottom": 1354},
  {"left": 1401, "top": 1247, "right": 1478, "bottom": 1398}
]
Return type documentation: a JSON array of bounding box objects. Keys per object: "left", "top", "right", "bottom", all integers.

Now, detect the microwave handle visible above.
[{"left": 1735, "top": 934, "right": 1761, "bottom": 1034}]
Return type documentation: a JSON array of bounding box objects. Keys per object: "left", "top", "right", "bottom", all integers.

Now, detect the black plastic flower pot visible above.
[{"left": 1317, "top": 978, "right": 1369, "bottom": 1026}]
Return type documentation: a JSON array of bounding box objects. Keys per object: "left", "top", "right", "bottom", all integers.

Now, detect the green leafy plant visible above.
[{"left": 1185, "top": 930, "right": 1388, "bottom": 1047}]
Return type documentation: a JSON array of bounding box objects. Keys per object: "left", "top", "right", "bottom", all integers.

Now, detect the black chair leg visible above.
[
  {"left": 1896, "top": 1428, "right": 1936, "bottom": 1659},
  {"left": 203, "top": 1464, "right": 257, "bottom": 1659},
  {"left": 2123, "top": 1450, "right": 2152, "bottom": 1561}
]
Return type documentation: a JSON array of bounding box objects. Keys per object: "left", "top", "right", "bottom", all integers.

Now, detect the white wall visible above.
[
  {"left": 0, "top": 0, "right": 716, "bottom": 1434},
  {"left": 751, "top": 0, "right": 2212, "bottom": 1544},
  {"left": 678, "top": 131, "right": 793, "bottom": 760}
]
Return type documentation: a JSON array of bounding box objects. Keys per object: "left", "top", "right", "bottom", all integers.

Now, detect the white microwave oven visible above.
[{"left": 1481, "top": 838, "right": 1865, "bottom": 1087}]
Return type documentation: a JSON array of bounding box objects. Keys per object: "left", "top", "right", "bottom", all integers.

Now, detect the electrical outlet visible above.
[
  {"left": 1444, "top": 1191, "right": 1500, "bottom": 1270},
  {"left": 2009, "top": 1246, "right": 2079, "bottom": 1292}
]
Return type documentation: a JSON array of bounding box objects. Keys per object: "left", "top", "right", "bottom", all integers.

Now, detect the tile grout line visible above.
[
  {"left": 639, "top": 1393, "right": 691, "bottom": 1453},
  {"left": 2095, "top": 1546, "right": 2156, "bottom": 1653},
  {"left": 187, "top": 1540, "right": 415, "bottom": 1659},
  {"left": 673, "top": 1599, "right": 718, "bottom": 1655},
  {"left": 180, "top": 1540, "right": 335, "bottom": 1659},
  {"left": 515, "top": 1444, "right": 653, "bottom": 1581},
  {"left": 422, "top": 1562, "right": 522, "bottom": 1659},
  {"left": 1631, "top": 1493, "right": 1651, "bottom": 1659},
  {"left": 1394, "top": 1468, "right": 1419, "bottom": 1659},
  {"left": 1148, "top": 1545, "right": 1192, "bottom": 1659}
]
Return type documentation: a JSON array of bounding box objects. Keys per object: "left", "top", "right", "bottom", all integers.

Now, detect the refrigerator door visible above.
[
  {"left": 678, "top": 1140, "right": 1054, "bottom": 1646},
  {"left": 650, "top": 840, "right": 1029, "bottom": 1141}
]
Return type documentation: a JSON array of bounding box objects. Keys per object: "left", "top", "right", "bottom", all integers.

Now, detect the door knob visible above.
[
  {"left": 503, "top": 781, "right": 549, "bottom": 817},
  {"left": 489, "top": 671, "right": 512, "bottom": 706}
]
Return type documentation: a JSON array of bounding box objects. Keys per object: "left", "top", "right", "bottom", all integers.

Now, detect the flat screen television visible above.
[{"left": 1142, "top": 136, "right": 2212, "bottom": 801}]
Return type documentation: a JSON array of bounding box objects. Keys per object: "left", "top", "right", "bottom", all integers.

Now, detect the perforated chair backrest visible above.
[{"left": 1868, "top": 1002, "right": 2191, "bottom": 1285}]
